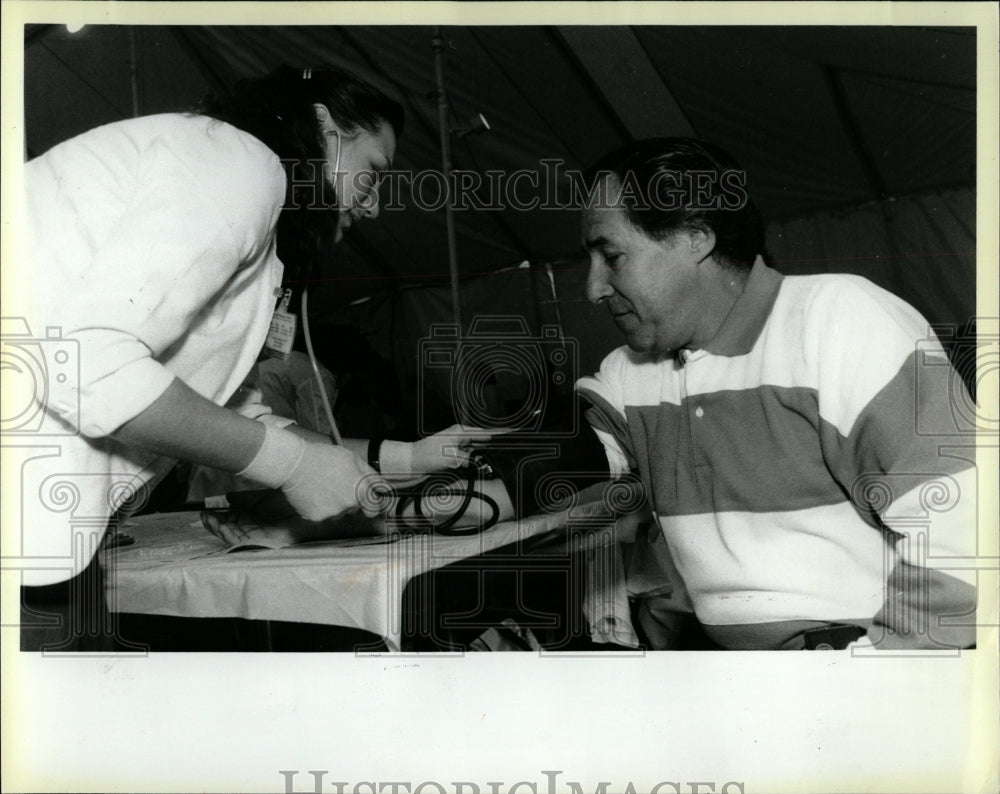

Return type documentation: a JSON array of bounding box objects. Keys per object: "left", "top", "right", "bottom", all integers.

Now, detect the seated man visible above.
[{"left": 575, "top": 137, "right": 978, "bottom": 650}]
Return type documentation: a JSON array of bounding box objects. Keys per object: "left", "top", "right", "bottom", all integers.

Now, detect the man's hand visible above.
[
  {"left": 202, "top": 499, "right": 393, "bottom": 548},
  {"left": 410, "top": 424, "right": 497, "bottom": 473},
  {"left": 202, "top": 508, "right": 302, "bottom": 548}
]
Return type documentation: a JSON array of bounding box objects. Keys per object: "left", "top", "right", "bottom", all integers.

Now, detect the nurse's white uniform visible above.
[{"left": 12, "top": 113, "right": 286, "bottom": 585}]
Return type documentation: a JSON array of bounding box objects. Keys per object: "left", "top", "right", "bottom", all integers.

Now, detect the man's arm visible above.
[{"left": 809, "top": 278, "right": 978, "bottom": 649}]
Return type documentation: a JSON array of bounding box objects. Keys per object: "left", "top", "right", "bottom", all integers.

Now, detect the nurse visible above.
[{"left": 18, "top": 66, "right": 402, "bottom": 644}]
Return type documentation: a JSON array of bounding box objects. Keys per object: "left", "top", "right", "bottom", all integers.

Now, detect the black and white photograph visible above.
[{"left": 2, "top": 2, "right": 997, "bottom": 792}]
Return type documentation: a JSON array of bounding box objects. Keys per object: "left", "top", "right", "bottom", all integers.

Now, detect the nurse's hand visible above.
[{"left": 282, "top": 439, "right": 389, "bottom": 521}]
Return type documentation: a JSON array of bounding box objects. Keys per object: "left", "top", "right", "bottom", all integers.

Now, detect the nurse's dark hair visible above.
[
  {"left": 199, "top": 65, "right": 404, "bottom": 284},
  {"left": 583, "top": 138, "right": 765, "bottom": 270}
]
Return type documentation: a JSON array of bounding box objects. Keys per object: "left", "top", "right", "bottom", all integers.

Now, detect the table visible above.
[{"left": 101, "top": 503, "right": 619, "bottom": 651}]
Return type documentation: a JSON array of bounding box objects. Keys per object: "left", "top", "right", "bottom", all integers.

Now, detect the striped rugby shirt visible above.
[{"left": 576, "top": 257, "right": 977, "bottom": 649}]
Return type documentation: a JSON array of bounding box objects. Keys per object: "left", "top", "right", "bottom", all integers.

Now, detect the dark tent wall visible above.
[
  {"left": 22, "top": 23, "right": 978, "bottom": 429},
  {"left": 321, "top": 263, "right": 618, "bottom": 438},
  {"left": 769, "top": 188, "right": 975, "bottom": 334}
]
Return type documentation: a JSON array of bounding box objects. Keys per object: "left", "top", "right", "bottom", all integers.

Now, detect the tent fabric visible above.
[
  {"left": 767, "top": 187, "right": 975, "bottom": 332},
  {"left": 631, "top": 27, "right": 976, "bottom": 218}
]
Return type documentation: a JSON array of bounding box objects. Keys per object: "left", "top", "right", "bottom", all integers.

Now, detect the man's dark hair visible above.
[
  {"left": 584, "top": 138, "right": 765, "bottom": 270},
  {"left": 199, "top": 65, "right": 404, "bottom": 284}
]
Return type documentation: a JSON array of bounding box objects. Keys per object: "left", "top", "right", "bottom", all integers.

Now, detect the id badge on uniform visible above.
[{"left": 263, "top": 288, "right": 297, "bottom": 361}]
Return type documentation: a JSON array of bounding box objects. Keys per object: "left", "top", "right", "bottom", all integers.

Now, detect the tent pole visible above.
[
  {"left": 128, "top": 28, "right": 143, "bottom": 118},
  {"left": 432, "top": 28, "right": 462, "bottom": 330}
]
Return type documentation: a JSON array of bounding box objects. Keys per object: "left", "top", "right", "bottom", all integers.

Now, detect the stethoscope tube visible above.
[
  {"left": 302, "top": 128, "right": 343, "bottom": 443},
  {"left": 391, "top": 464, "right": 500, "bottom": 536}
]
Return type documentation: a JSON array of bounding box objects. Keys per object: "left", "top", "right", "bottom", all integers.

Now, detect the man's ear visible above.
[{"left": 688, "top": 227, "right": 717, "bottom": 262}]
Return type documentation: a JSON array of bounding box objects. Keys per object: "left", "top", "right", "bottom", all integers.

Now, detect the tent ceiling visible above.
[
  {"left": 24, "top": 24, "right": 976, "bottom": 306},
  {"left": 556, "top": 26, "right": 696, "bottom": 139}
]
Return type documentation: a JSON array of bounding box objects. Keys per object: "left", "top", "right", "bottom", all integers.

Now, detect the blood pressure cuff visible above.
[{"left": 470, "top": 394, "right": 623, "bottom": 518}]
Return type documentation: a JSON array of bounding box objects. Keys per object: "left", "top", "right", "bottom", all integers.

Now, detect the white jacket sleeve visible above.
[{"left": 27, "top": 119, "right": 285, "bottom": 437}]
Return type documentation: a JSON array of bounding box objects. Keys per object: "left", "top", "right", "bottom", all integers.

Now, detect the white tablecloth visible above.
[{"left": 101, "top": 504, "right": 616, "bottom": 650}]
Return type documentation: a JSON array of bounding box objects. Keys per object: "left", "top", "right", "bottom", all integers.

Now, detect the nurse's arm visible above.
[{"left": 113, "top": 377, "right": 265, "bottom": 471}]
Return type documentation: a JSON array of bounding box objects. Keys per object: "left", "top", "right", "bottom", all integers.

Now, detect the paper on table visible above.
[
  {"left": 202, "top": 508, "right": 406, "bottom": 554},
  {"left": 102, "top": 514, "right": 224, "bottom": 562}
]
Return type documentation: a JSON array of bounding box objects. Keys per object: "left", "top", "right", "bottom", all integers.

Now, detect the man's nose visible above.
[{"left": 586, "top": 261, "right": 614, "bottom": 304}]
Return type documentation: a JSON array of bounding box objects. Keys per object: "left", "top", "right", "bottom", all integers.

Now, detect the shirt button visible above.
[{"left": 695, "top": 406, "right": 704, "bottom": 418}]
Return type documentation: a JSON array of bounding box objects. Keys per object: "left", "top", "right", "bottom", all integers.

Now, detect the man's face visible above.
[{"left": 581, "top": 182, "right": 705, "bottom": 355}]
